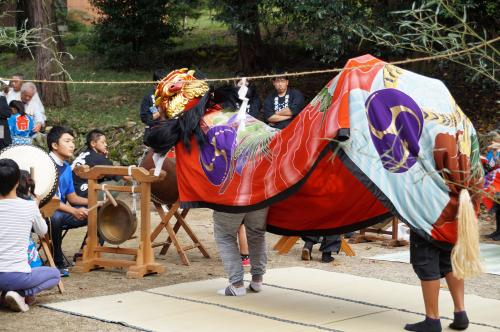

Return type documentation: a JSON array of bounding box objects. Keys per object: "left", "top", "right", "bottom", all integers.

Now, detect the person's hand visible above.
[
  {"left": 277, "top": 107, "right": 291, "bottom": 114},
  {"left": 2, "top": 85, "right": 9, "bottom": 94},
  {"left": 72, "top": 207, "right": 88, "bottom": 220},
  {"left": 33, "top": 123, "right": 42, "bottom": 133},
  {"left": 152, "top": 111, "right": 161, "bottom": 120}
]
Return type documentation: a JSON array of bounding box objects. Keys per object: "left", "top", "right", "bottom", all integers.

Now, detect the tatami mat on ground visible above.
[
  {"left": 368, "top": 243, "right": 500, "bottom": 275},
  {"left": 43, "top": 267, "right": 500, "bottom": 332}
]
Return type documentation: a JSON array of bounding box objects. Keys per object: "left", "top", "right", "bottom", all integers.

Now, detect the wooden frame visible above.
[
  {"left": 353, "top": 217, "right": 408, "bottom": 247},
  {"left": 72, "top": 165, "right": 166, "bottom": 278},
  {"left": 150, "top": 201, "right": 210, "bottom": 265},
  {"left": 40, "top": 198, "right": 64, "bottom": 293}
]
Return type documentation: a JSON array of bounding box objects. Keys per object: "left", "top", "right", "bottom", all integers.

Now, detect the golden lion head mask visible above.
[{"left": 154, "top": 68, "right": 209, "bottom": 119}]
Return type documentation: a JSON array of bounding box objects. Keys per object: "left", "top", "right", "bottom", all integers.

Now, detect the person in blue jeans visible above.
[
  {"left": 47, "top": 126, "right": 89, "bottom": 277},
  {"left": 0, "top": 159, "right": 60, "bottom": 312}
]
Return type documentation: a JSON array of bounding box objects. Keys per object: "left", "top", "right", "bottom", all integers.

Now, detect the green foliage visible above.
[
  {"left": 208, "top": 0, "right": 262, "bottom": 34},
  {"left": 266, "top": 0, "right": 372, "bottom": 63},
  {"left": 357, "top": 0, "right": 499, "bottom": 83},
  {"left": 89, "top": 0, "right": 183, "bottom": 69},
  {"left": 207, "top": 0, "right": 374, "bottom": 64}
]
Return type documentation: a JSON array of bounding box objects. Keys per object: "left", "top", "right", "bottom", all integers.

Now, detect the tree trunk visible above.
[
  {"left": 236, "top": 3, "right": 268, "bottom": 72},
  {"left": 16, "top": 0, "right": 32, "bottom": 59},
  {"left": 28, "top": 0, "right": 70, "bottom": 107}
]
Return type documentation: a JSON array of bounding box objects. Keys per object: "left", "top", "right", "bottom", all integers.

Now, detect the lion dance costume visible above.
[{"left": 147, "top": 56, "right": 484, "bottom": 278}]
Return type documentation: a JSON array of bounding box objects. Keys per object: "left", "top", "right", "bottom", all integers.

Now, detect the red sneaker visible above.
[{"left": 241, "top": 257, "right": 250, "bottom": 267}]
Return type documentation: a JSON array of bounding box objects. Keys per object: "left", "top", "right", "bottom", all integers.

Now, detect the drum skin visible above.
[
  {"left": 0, "top": 145, "right": 58, "bottom": 208},
  {"left": 139, "top": 149, "right": 178, "bottom": 205}
]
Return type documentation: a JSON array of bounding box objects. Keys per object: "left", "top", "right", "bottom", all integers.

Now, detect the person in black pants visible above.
[
  {"left": 301, "top": 235, "right": 341, "bottom": 263},
  {"left": 0, "top": 96, "right": 12, "bottom": 150}
]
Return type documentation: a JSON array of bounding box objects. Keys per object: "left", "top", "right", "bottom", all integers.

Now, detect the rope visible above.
[{"left": 1, "top": 36, "right": 498, "bottom": 85}]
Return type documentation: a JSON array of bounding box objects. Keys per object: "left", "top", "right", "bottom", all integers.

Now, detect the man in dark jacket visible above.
[
  {"left": 140, "top": 69, "right": 167, "bottom": 145},
  {"left": 0, "top": 96, "right": 12, "bottom": 150},
  {"left": 262, "top": 72, "right": 305, "bottom": 129}
]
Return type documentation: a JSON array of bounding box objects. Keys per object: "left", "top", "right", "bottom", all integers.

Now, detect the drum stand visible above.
[
  {"left": 73, "top": 165, "right": 166, "bottom": 278},
  {"left": 150, "top": 201, "right": 210, "bottom": 265}
]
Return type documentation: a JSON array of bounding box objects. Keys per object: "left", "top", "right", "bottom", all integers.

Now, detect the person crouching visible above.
[{"left": 0, "top": 159, "right": 60, "bottom": 312}]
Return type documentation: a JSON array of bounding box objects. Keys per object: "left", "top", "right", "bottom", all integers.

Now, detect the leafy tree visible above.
[
  {"left": 208, "top": 0, "right": 374, "bottom": 69},
  {"left": 358, "top": 0, "right": 499, "bottom": 83},
  {"left": 208, "top": 0, "right": 269, "bottom": 72},
  {"left": 176, "top": 0, "right": 204, "bottom": 30},
  {"left": 267, "top": 0, "right": 373, "bottom": 64},
  {"left": 90, "top": 0, "right": 182, "bottom": 69},
  {"left": 27, "top": 0, "right": 70, "bottom": 106}
]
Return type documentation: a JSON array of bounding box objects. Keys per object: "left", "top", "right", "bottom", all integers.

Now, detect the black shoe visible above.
[
  {"left": 405, "top": 317, "right": 442, "bottom": 332},
  {"left": 449, "top": 311, "right": 469, "bottom": 330},
  {"left": 321, "top": 252, "right": 334, "bottom": 263},
  {"left": 486, "top": 230, "right": 499, "bottom": 238}
]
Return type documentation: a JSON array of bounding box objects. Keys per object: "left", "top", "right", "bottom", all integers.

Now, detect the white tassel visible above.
[
  {"left": 152, "top": 152, "right": 166, "bottom": 177},
  {"left": 237, "top": 78, "right": 249, "bottom": 132},
  {"left": 451, "top": 189, "right": 483, "bottom": 279}
]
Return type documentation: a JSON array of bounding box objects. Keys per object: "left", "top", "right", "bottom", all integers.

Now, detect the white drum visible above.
[{"left": 0, "top": 145, "right": 58, "bottom": 207}]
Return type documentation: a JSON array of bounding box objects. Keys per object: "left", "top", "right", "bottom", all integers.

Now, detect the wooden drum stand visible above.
[{"left": 73, "top": 165, "right": 166, "bottom": 278}]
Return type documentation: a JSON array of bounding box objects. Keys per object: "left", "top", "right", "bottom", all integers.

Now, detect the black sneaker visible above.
[{"left": 321, "top": 252, "right": 334, "bottom": 263}]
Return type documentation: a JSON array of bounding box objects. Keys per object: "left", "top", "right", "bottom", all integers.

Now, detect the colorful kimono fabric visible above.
[
  {"left": 8, "top": 113, "right": 34, "bottom": 145},
  {"left": 174, "top": 55, "right": 482, "bottom": 246}
]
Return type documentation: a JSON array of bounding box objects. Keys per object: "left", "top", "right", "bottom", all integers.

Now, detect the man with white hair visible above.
[{"left": 20, "top": 82, "right": 46, "bottom": 134}]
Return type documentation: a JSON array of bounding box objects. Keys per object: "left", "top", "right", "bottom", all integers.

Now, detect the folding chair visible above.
[
  {"left": 150, "top": 201, "right": 210, "bottom": 265},
  {"left": 37, "top": 233, "right": 64, "bottom": 294},
  {"left": 39, "top": 199, "right": 64, "bottom": 293}
]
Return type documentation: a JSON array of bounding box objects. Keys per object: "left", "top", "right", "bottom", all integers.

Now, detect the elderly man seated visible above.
[{"left": 20, "top": 82, "right": 46, "bottom": 134}]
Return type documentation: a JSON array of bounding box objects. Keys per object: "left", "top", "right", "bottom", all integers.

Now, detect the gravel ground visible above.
[{"left": 0, "top": 203, "right": 498, "bottom": 331}]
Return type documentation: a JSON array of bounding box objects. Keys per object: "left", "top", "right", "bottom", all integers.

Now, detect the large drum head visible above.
[
  {"left": 0, "top": 145, "right": 58, "bottom": 207},
  {"left": 97, "top": 200, "right": 137, "bottom": 245},
  {"left": 139, "top": 149, "right": 178, "bottom": 205}
]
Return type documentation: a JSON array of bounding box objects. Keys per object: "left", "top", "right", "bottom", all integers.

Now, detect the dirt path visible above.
[{"left": 1, "top": 203, "right": 498, "bottom": 331}]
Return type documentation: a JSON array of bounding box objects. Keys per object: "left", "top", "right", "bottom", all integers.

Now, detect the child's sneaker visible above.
[
  {"left": 5, "top": 291, "right": 29, "bottom": 312},
  {"left": 249, "top": 281, "right": 263, "bottom": 292},
  {"left": 58, "top": 266, "right": 70, "bottom": 277},
  {"left": 217, "top": 284, "right": 246, "bottom": 296}
]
